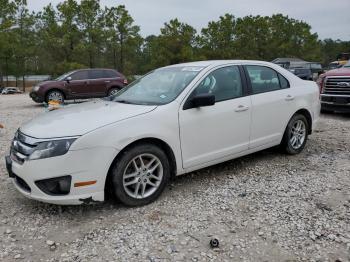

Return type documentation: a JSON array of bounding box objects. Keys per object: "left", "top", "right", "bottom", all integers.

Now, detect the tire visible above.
[
  {"left": 107, "top": 87, "right": 121, "bottom": 97},
  {"left": 111, "top": 143, "right": 171, "bottom": 206},
  {"left": 45, "top": 90, "right": 64, "bottom": 103},
  {"left": 321, "top": 108, "right": 333, "bottom": 114},
  {"left": 280, "top": 114, "right": 309, "bottom": 155}
]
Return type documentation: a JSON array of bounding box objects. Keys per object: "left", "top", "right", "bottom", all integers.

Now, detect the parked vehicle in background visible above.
[
  {"left": 272, "top": 58, "right": 323, "bottom": 80},
  {"left": 1, "top": 87, "right": 22, "bottom": 95},
  {"left": 327, "top": 61, "right": 343, "bottom": 71},
  {"left": 288, "top": 68, "right": 313, "bottom": 80},
  {"left": 272, "top": 57, "right": 306, "bottom": 69},
  {"left": 302, "top": 62, "right": 324, "bottom": 80},
  {"left": 336, "top": 52, "right": 350, "bottom": 66},
  {"left": 29, "top": 69, "right": 128, "bottom": 103},
  {"left": 318, "top": 60, "right": 350, "bottom": 113},
  {"left": 5, "top": 60, "right": 320, "bottom": 206}
]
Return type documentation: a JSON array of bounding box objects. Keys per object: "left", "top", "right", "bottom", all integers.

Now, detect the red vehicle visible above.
[
  {"left": 317, "top": 61, "right": 350, "bottom": 113},
  {"left": 30, "top": 69, "right": 128, "bottom": 103}
]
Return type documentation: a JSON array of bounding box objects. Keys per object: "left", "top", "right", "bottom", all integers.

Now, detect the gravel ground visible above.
[{"left": 0, "top": 94, "right": 349, "bottom": 262}]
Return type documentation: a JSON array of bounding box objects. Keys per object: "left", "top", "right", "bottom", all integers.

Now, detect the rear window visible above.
[
  {"left": 89, "top": 70, "right": 119, "bottom": 79},
  {"left": 103, "top": 70, "right": 119, "bottom": 78}
]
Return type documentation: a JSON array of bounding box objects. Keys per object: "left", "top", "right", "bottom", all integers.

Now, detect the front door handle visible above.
[
  {"left": 235, "top": 105, "right": 249, "bottom": 112},
  {"left": 105, "top": 80, "right": 111, "bottom": 83},
  {"left": 285, "top": 95, "right": 295, "bottom": 101}
]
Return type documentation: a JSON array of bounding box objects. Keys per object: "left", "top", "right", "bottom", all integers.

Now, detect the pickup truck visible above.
[{"left": 317, "top": 60, "right": 350, "bottom": 113}]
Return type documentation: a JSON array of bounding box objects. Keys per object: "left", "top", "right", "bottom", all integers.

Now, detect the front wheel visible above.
[
  {"left": 111, "top": 144, "right": 170, "bottom": 206},
  {"left": 281, "top": 114, "right": 309, "bottom": 155},
  {"left": 46, "top": 90, "right": 64, "bottom": 103}
]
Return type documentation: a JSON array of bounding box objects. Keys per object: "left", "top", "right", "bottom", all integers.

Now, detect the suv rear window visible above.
[
  {"left": 103, "top": 70, "right": 119, "bottom": 78},
  {"left": 89, "top": 70, "right": 119, "bottom": 79}
]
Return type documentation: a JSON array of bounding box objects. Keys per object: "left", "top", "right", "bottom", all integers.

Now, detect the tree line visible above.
[{"left": 0, "top": 0, "right": 349, "bottom": 83}]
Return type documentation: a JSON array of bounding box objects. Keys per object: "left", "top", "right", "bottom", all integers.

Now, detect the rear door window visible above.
[
  {"left": 89, "top": 70, "right": 105, "bottom": 80},
  {"left": 245, "top": 66, "right": 289, "bottom": 94},
  {"left": 103, "top": 70, "right": 119, "bottom": 78},
  {"left": 278, "top": 74, "right": 290, "bottom": 89}
]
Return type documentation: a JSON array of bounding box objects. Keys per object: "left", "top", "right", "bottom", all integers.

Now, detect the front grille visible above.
[
  {"left": 11, "top": 131, "right": 38, "bottom": 164},
  {"left": 323, "top": 77, "right": 350, "bottom": 95},
  {"left": 14, "top": 175, "right": 31, "bottom": 192}
]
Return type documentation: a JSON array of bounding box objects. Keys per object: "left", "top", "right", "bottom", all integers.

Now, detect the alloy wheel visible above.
[
  {"left": 48, "top": 91, "right": 64, "bottom": 103},
  {"left": 109, "top": 89, "right": 120, "bottom": 96},
  {"left": 122, "top": 153, "right": 163, "bottom": 199},
  {"left": 289, "top": 119, "right": 306, "bottom": 150}
]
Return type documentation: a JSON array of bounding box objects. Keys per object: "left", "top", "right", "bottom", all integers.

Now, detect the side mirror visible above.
[
  {"left": 184, "top": 93, "right": 215, "bottom": 110},
  {"left": 66, "top": 76, "right": 72, "bottom": 82}
]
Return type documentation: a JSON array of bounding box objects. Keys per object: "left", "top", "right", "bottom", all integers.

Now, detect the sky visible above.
[{"left": 27, "top": 0, "right": 350, "bottom": 40}]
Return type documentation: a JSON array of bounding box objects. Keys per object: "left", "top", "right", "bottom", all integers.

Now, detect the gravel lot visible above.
[{"left": 0, "top": 94, "right": 349, "bottom": 262}]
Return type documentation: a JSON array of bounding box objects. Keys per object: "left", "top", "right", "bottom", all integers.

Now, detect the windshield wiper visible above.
[{"left": 114, "top": 99, "right": 134, "bottom": 104}]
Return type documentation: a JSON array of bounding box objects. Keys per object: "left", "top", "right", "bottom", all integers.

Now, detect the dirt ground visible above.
[{"left": 0, "top": 94, "right": 349, "bottom": 262}]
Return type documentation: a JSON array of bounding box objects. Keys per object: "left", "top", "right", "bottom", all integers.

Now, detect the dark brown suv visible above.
[{"left": 30, "top": 69, "right": 128, "bottom": 103}]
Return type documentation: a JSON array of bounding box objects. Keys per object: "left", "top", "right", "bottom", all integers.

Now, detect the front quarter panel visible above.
[{"left": 70, "top": 102, "right": 183, "bottom": 175}]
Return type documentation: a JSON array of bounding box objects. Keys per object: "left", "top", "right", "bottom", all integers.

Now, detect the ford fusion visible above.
[{"left": 5, "top": 61, "right": 320, "bottom": 206}]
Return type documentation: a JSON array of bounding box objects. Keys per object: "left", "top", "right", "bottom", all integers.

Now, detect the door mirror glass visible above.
[
  {"left": 189, "top": 93, "right": 215, "bottom": 109},
  {"left": 66, "top": 76, "right": 72, "bottom": 82}
]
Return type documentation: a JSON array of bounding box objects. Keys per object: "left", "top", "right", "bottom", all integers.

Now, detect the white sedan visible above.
[{"left": 5, "top": 60, "right": 320, "bottom": 206}]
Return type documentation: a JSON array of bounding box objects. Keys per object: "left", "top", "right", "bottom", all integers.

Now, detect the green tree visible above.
[
  {"left": 156, "top": 19, "right": 197, "bottom": 66},
  {"left": 57, "top": 0, "right": 81, "bottom": 64},
  {"left": 0, "top": 0, "right": 17, "bottom": 85},
  {"left": 320, "top": 39, "right": 350, "bottom": 65},
  {"left": 199, "top": 14, "right": 236, "bottom": 59},
  {"left": 78, "top": 0, "right": 103, "bottom": 68},
  {"left": 104, "top": 5, "right": 142, "bottom": 74},
  {"left": 11, "top": 0, "right": 36, "bottom": 89}
]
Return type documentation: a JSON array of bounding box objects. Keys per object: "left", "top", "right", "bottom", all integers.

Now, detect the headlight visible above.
[
  {"left": 33, "top": 85, "right": 40, "bottom": 92},
  {"left": 29, "top": 138, "right": 76, "bottom": 160}
]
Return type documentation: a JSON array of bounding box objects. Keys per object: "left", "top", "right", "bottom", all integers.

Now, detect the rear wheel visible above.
[
  {"left": 108, "top": 87, "right": 121, "bottom": 97},
  {"left": 46, "top": 90, "right": 64, "bottom": 103},
  {"left": 281, "top": 114, "right": 309, "bottom": 155},
  {"left": 111, "top": 144, "right": 170, "bottom": 206}
]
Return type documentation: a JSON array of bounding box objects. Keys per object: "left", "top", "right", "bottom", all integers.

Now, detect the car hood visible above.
[
  {"left": 323, "top": 67, "right": 350, "bottom": 76},
  {"left": 20, "top": 100, "right": 157, "bottom": 138},
  {"left": 38, "top": 80, "right": 61, "bottom": 87}
]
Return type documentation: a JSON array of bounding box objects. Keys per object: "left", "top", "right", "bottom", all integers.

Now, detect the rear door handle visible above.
[
  {"left": 105, "top": 80, "right": 111, "bottom": 83},
  {"left": 235, "top": 105, "right": 249, "bottom": 112},
  {"left": 285, "top": 95, "right": 295, "bottom": 101}
]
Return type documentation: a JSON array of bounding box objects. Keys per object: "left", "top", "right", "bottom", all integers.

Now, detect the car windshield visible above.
[
  {"left": 55, "top": 71, "right": 73, "bottom": 81},
  {"left": 108, "top": 66, "right": 204, "bottom": 105}
]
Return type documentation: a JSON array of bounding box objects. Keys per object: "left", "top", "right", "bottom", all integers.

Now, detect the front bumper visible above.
[
  {"left": 5, "top": 147, "right": 118, "bottom": 205},
  {"left": 321, "top": 94, "right": 350, "bottom": 113},
  {"left": 29, "top": 91, "right": 44, "bottom": 103}
]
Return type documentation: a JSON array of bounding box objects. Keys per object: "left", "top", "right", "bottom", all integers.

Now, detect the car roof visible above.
[{"left": 163, "top": 60, "right": 277, "bottom": 69}]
